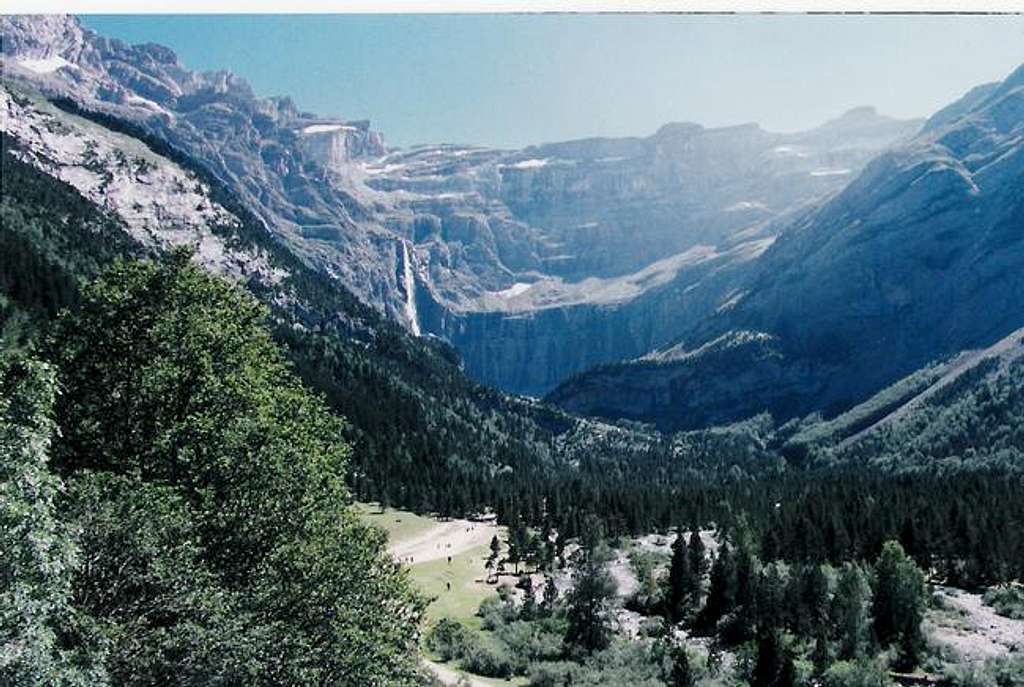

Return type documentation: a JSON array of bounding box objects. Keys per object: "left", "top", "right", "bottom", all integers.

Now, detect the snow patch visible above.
[
  {"left": 363, "top": 162, "right": 408, "bottom": 176},
  {"left": 772, "top": 145, "right": 808, "bottom": 158},
  {"left": 492, "top": 282, "right": 532, "bottom": 299},
  {"left": 302, "top": 124, "right": 356, "bottom": 135},
  {"left": 810, "top": 168, "right": 851, "bottom": 177},
  {"left": 716, "top": 289, "right": 748, "bottom": 313},
  {"left": 508, "top": 158, "right": 548, "bottom": 170},
  {"left": 18, "top": 55, "right": 71, "bottom": 74},
  {"left": 724, "top": 201, "right": 768, "bottom": 212}
]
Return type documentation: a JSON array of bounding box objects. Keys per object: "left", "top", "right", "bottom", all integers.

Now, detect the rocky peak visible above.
[{"left": 0, "top": 14, "right": 87, "bottom": 57}]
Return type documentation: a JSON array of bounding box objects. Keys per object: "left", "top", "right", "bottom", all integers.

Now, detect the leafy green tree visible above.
[
  {"left": 426, "top": 618, "right": 470, "bottom": 662},
  {"left": 0, "top": 355, "right": 106, "bottom": 686},
  {"left": 64, "top": 472, "right": 256, "bottom": 684},
  {"left": 872, "top": 541, "right": 926, "bottom": 671},
  {"left": 46, "top": 253, "right": 424, "bottom": 685}
]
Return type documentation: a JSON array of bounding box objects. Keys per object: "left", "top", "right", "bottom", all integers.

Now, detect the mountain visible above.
[
  {"left": 765, "top": 322, "right": 1024, "bottom": 479},
  {"left": 0, "top": 76, "right": 556, "bottom": 517},
  {"left": 0, "top": 15, "right": 922, "bottom": 396},
  {"left": 10, "top": 14, "right": 1022, "bottom": 447},
  {"left": 549, "top": 64, "right": 1024, "bottom": 431}
]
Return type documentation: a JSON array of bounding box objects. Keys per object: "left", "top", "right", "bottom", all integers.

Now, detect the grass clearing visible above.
[
  {"left": 356, "top": 503, "right": 515, "bottom": 685},
  {"left": 355, "top": 502, "right": 502, "bottom": 627},
  {"left": 354, "top": 501, "right": 438, "bottom": 544},
  {"left": 411, "top": 542, "right": 497, "bottom": 627}
]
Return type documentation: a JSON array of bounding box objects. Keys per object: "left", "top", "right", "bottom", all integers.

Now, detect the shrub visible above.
[
  {"left": 943, "top": 655, "right": 1024, "bottom": 687},
  {"left": 460, "top": 635, "right": 514, "bottom": 679},
  {"left": 478, "top": 595, "right": 518, "bottom": 631},
  {"left": 426, "top": 618, "right": 470, "bottom": 662},
  {"left": 822, "top": 659, "right": 893, "bottom": 687},
  {"left": 494, "top": 619, "right": 565, "bottom": 672},
  {"left": 982, "top": 585, "right": 1024, "bottom": 620}
]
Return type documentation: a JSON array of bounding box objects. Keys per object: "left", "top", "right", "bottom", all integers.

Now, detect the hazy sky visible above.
[{"left": 81, "top": 14, "right": 1024, "bottom": 148}]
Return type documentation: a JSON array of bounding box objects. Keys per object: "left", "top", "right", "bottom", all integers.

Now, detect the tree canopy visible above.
[{"left": 5, "top": 252, "right": 425, "bottom": 685}]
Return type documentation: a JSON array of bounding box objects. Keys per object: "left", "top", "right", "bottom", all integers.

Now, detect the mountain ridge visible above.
[
  {"left": 0, "top": 14, "right": 924, "bottom": 396},
  {"left": 549, "top": 63, "right": 1024, "bottom": 430}
]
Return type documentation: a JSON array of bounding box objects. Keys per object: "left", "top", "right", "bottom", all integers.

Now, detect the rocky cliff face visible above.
[
  {"left": 550, "top": 65, "right": 1024, "bottom": 430},
  {"left": 0, "top": 14, "right": 923, "bottom": 396},
  {"left": 363, "top": 103, "right": 920, "bottom": 394},
  {"left": 1, "top": 82, "right": 284, "bottom": 286},
  {"left": 0, "top": 14, "right": 408, "bottom": 320}
]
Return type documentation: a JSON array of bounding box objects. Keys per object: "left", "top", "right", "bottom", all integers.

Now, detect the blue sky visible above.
[{"left": 81, "top": 14, "right": 1024, "bottom": 149}]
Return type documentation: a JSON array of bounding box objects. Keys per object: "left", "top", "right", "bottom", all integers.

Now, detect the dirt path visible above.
[
  {"left": 423, "top": 658, "right": 493, "bottom": 687},
  {"left": 927, "top": 586, "right": 1024, "bottom": 663},
  {"left": 389, "top": 518, "right": 498, "bottom": 565}
]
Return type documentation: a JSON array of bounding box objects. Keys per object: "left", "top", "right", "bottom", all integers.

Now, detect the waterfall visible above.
[{"left": 401, "top": 240, "right": 421, "bottom": 336}]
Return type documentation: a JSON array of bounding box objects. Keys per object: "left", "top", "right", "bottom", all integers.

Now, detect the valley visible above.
[
  {"left": 1, "top": 12, "right": 1023, "bottom": 687},
  {"left": 358, "top": 503, "right": 1024, "bottom": 687}
]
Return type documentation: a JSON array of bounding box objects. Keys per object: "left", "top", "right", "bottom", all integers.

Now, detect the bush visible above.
[
  {"left": 639, "top": 616, "right": 668, "bottom": 638},
  {"left": 527, "top": 661, "right": 576, "bottom": 687},
  {"left": 460, "top": 635, "right": 514, "bottom": 679},
  {"left": 982, "top": 585, "right": 1024, "bottom": 620},
  {"left": 494, "top": 618, "right": 565, "bottom": 673},
  {"left": 478, "top": 595, "right": 518, "bottom": 631},
  {"left": 426, "top": 618, "right": 470, "bottom": 662},
  {"left": 822, "top": 659, "right": 893, "bottom": 687},
  {"left": 943, "top": 655, "right": 1024, "bottom": 687}
]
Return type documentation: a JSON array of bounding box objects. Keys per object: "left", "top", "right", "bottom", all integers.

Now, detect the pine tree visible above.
[
  {"left": 486, "top": 535, "right": 501, "bottom": 583},
  {"left": 695, "top": 542, "right": 736, "bottom": 634},
  {"left": 564, "top": 518, "right": 617, "bottom": 655},
  {"left": 756, "top": 561, "right": 788, "bottom": 631},
  {"left": 832, "top": 562, "right": 872, "bottom": 661},
  {"left": 521, "top": 576, "right": 538, "bottom": 620},
  {"left": 669, "top": 643, "right": 696, "bottom": 687},
  {"left": 872, "top": 541, "right": 926, "bottom": 671},
  {"left": 506, "top": 519, "right": 527, "bottom": 575},
  {"left": 752, "top": 628, "right": 795, "bottom": 687},
  {"left": 686, "top": 529, "right": 708, "bottom": 604},
  {"left": 542, "top": 574, "right": 559, "bottom": 614},
  {"left": 666, "top": 529, "right": 692, "bottom": 623}
]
